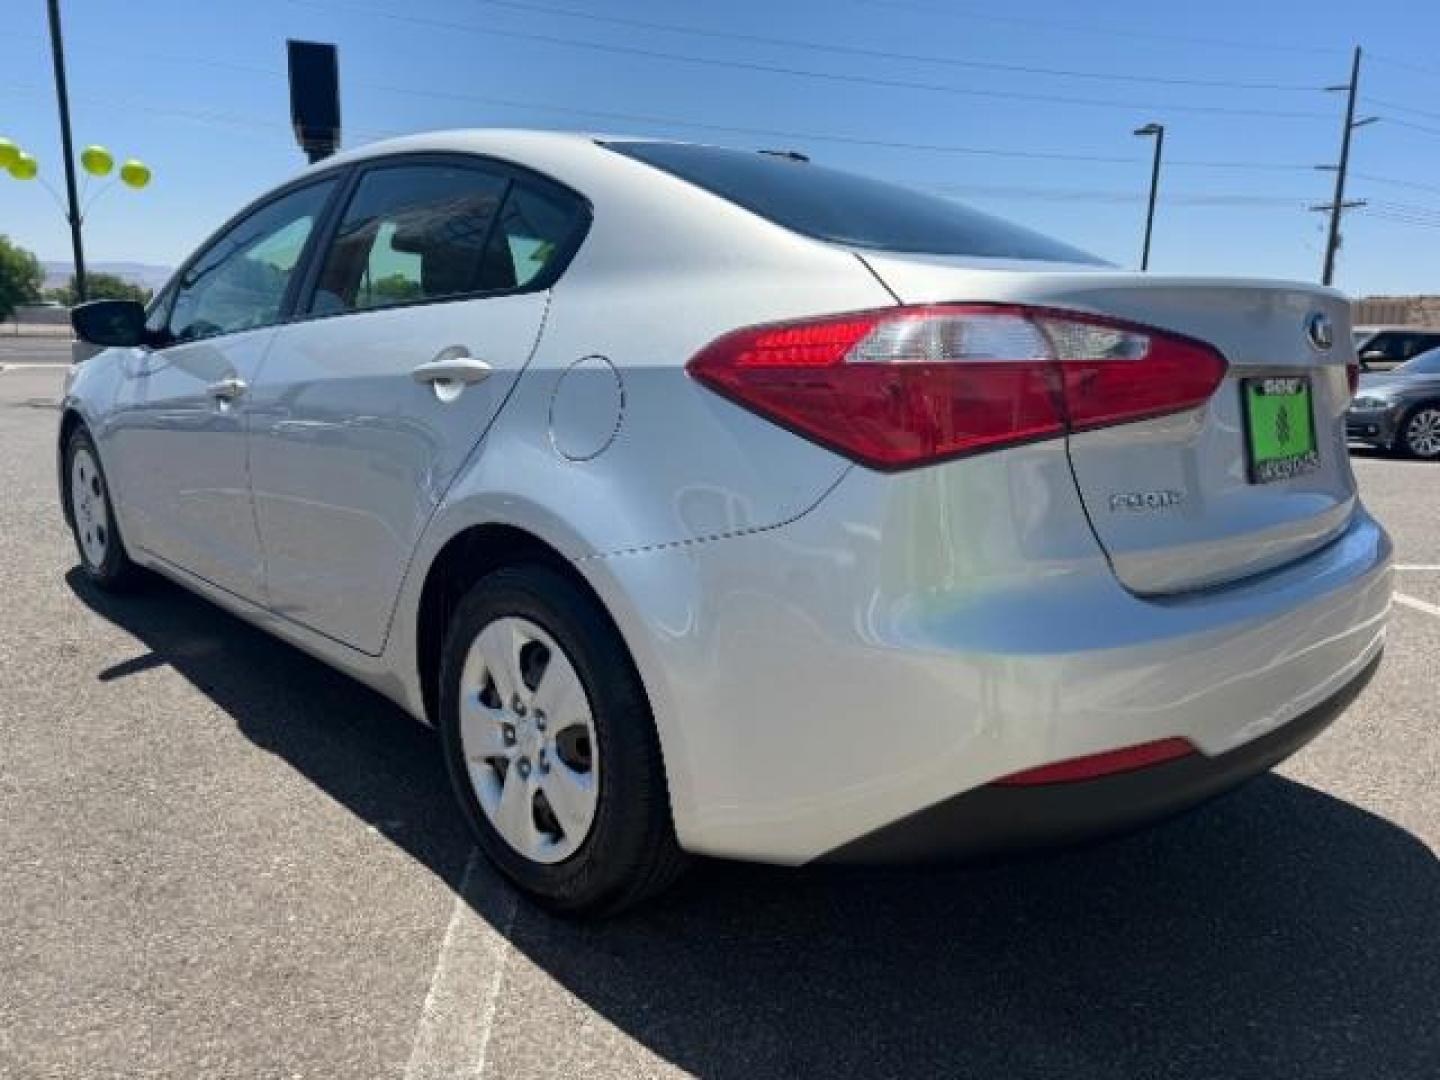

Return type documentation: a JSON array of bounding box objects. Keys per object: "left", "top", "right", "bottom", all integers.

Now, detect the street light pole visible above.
[
  {"left": 1134, "top": 123, "right": 1165, "bottom": 272},
  {"left": 45, "top": 0, "right": 87, "bottom": 302}
]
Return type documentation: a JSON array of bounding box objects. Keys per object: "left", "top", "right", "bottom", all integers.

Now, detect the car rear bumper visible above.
[
  {"left": 588, "top": 442, "right": 1393, "bottom": 865},
  {"left": 818, "top": 649, "right": 1381, "bottom": 863}
]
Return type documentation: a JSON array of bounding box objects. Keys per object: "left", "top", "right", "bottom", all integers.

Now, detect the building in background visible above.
[{"left": 1354, "top": 295, "right": 1440, "bottom": 326}]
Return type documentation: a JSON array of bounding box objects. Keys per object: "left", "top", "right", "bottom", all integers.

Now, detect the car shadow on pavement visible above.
[{"left": 69, "top": 569, "right": 1440, "bottom": 1079}]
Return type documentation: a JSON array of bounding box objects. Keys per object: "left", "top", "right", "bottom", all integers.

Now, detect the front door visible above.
[
  {"left": 107, "top": 178, "right": 339, "bottom": 600},
  {"left": 247, "top": 158, "right": 588, "bottom": 653}
]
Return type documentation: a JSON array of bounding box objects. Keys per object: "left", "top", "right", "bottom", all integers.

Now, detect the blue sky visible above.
[{"left": 4, "top": 0, "right": 1440, "bottom": 294}]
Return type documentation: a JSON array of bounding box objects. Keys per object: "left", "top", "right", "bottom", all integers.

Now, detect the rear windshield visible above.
[{"left": 605, "top": 141, "right": 1102, "bottom": 264}]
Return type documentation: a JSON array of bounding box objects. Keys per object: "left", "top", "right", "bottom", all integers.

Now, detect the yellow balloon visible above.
[
  {"left": 8, "top": 152, "right": 37, "bottom": 180},
  {"left": 119, "top": 158, "right": 151, "bottom": 189},
  {"left": 0, "top": 138, "right": 17, "bottom": 171},
  {"left": 80, "top": 144, "right": 113, "bottom": 177}
]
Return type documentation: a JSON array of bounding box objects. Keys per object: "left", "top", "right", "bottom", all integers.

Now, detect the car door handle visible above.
[
  {"left": 411, "top": 355, "right": 494, "bottom": 386},
  {"left": 205, "top": 377, "right": 248, "bottom": 400}
]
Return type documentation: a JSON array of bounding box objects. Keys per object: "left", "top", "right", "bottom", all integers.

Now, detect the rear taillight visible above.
[
  {"left": 687, "top": 304, "right": 1229, "bottom": 470},
  {"left": 1346, "top": 362, "right": 1360, "bottom": 398}
]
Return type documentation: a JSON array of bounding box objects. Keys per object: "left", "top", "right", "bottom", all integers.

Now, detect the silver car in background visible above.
[{"left": 61, "top": 131, "right": 1391, "bottom": 914}]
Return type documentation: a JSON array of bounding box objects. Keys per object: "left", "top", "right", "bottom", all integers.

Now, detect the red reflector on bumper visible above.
[{"left": 993, "top": 737, "right": 1197, "bottom": 786}]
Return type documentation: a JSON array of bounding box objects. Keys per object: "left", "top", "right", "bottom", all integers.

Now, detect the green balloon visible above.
[
  {"left": 9, "top": 152, "right": 37, "bottom": 180},
  {"left": 0, "top": 138, "right": 17, "bottom": 170},
  {"left": 119, "top": 158, "right": 151, "bottom": 189},
  {"left": 80, "top": 144, "right": 114, "bottom": 177}
]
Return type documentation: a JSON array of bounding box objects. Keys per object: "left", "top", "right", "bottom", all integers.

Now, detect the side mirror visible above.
[
  {"left": 71, "top": 299, "right": 149, "bottom": 348},
  {"left": 1360, "top": 349, "right": 1387, "bottom": 362}
]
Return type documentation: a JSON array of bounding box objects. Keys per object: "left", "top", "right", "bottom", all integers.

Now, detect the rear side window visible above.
[
  {"left": 308, "top": 161, "right": 589, "bottom": 315},
  {"left": 310, "top": 164, "right": 509, "bottom": 315},
  {"left": 605, "top": 141, "right": 1102, "bottom": 263},
  {"left": 485, "top": 184, "right": 585, "bottom": 290}
]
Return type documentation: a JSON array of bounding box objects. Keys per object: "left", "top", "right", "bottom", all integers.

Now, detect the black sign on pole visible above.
[{"left": 287, "top": 40, "right": 340, "bottom": 163}]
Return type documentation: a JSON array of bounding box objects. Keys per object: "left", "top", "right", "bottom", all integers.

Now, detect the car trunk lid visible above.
[{"left": 859, "top": 253, "right": 1357, "bottom": 594}]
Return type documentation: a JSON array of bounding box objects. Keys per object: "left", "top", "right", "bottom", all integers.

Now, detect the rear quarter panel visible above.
[{"left": 383, "top": 145, "right": 899, "bottom": 834}]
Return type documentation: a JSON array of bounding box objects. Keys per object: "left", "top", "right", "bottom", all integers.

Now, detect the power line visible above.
[
  {"left": 839, "top": 0, "right": 1348, "bottom": 56},
  {"left": 2, "top": 42, "right": 1327, "bottom": 173},
  {"left": 0, "top": 80, "right": 399, "bottom": 145},
  {"left": 1168, "top": 159, "right": 1314, "bottom": 172},
  {"left": 930, "top": 182, "right": 1316, "bottom": 207},
  {"left": 1352, "top": 171, "right": 1440, "bottom": 196},
  {"left": 4, "top": 72, "right": 1346, "bottom": 209},
  {"left": 1362, "top": 96, "right": 1440, "bottom": 122},
  {"left": 1372, "top": 116, "right": 1440, "bottom": 139},
  {"left": 1356, "top": 208, "right": 1440, "bottom": 230},
  {"left": 1366, "top": 52, "right": 1440, "bottom": 81},
  {"left": 444, "top": 0, "right": 1323, "bottom": 92},
  {"left": 282, "top": 0, "right": 1333, "bottom": 120},
  {"left": 1365, "top": 199, "right": 1440, "bottom": 223},
  {"left": 13, "top": 37, "right": 1440, "bottom": 207}
]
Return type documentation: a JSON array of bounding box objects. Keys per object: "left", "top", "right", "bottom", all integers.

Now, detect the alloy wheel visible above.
[
  {"left": 458, "top": 616, "right": 599, "bottom": 863},
  {"left": 1405, "top": 408, "right": 1440, "bottom": 458}
]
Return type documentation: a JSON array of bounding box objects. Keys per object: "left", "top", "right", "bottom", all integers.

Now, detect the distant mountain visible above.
[{"left": 42, "top": 261, "right": 174, "bottom": 292}]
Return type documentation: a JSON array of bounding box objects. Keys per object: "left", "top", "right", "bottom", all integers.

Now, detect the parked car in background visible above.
[
  {"left": 1348, "top": 346, "right": 1440, "bottom": 459},
  {"left": 1352, "top": 325, "right": 1440, "bottom": 371},
  {"left": 58, "top": 131, "right": 1391, "bottom": 914}
]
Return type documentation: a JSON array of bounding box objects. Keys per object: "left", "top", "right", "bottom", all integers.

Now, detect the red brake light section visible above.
[
  {"left": 993, "top": 737, "right": 1196, "bottom": 786},
  {"left": 687, "top": 304, "right": 1228, "bottom": 470}
]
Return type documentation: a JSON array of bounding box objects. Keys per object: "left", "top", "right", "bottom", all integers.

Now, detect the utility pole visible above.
[
  {"left": 1134, "top": 123, "right": 1165, "bottom": 272},
  {"left": 45, "top": 0, "right": 87, "bottom": 302},
  {"left": 1316, "top": 47, "right": 1377, "bottom": 287}
]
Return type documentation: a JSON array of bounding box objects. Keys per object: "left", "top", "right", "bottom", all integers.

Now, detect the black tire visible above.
[
  {"left": 63, "top": 426, "right": 143, "bottom": 590},
  {"left": 1398, "top": 404, "right": 1440, "bottom": 460},
  {"left": 438, "top": 564, "right": 686, "bottom": 916}
]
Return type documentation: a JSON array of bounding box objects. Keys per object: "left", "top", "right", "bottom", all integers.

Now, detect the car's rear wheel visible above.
[
  {"left": 1401, "top": 406, "right": 1440, "bottom": 460},
  {"left": 64, "top": 426, "right": 142, "bottom": 590},
  {"left": 438, "top": 564, "right": 685, "bottom": 916}
]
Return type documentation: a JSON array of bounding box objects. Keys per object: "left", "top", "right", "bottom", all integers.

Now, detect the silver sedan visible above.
[{"left": 60, "top": 131, "right": 1391, "bottom": 914}]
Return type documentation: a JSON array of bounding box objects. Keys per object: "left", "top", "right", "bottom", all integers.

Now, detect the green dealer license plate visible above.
[{"left": 1242, "top": 376, "right": 1319, "bottom": 484}]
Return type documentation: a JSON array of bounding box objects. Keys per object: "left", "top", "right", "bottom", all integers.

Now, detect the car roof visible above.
[
  {"left": 309, "top": 128, "right": 601, "bottom": 169},
  {"left": 277, "top": 127, "right": 874, "bottom": 279}
]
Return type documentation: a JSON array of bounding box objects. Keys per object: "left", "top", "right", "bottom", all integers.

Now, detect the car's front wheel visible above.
[
  {"left": 1401, "top": 406, "right": 1440, "bottom": 460},
  {"left": 438, "top": 564, "right": 685, "bottom": 916},
  {"left": 64, "top": 426, "right": 142, "bottom": 590}
]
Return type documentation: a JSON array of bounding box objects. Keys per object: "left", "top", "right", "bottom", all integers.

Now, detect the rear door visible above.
[
  {"left": 862, "top": 256, "right": 1358, "bottom": 594},
  {"left": 248, "top": 155, "right": 589, "bottom": 653}
]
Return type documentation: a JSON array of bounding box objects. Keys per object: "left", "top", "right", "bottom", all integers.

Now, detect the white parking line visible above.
[
  {"left": 1396, "top": 593, "right": 1440, "bottom": 620},
  {"left": 1396, "top": 565, "right": 1440, "bottom": 572},
  {"left": 403, "top": 849, "right": 519, "bottom": 1080}
]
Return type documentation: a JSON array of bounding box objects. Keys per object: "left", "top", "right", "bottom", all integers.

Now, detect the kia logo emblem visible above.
[{"left": 1306, "top": 312, "right": 1334, "bottom": 351}]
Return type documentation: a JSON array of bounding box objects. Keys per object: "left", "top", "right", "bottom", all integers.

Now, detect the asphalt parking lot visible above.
[{"left": 1, "top": 360, "right": 1436, "bottom": 1079}]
